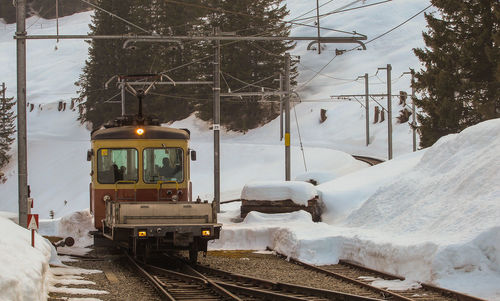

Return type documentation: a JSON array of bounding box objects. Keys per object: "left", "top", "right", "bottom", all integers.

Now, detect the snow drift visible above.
[
  {"left": 214, "top": 119, "right": 500, "bottom": 299},
  {"left": 0, "top": 213, "right": 53, "bottom": 301}
]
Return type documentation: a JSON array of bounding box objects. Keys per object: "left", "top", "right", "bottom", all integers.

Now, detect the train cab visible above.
[{"left": 88, "top": 117, "right": 220, "bottom": 261}]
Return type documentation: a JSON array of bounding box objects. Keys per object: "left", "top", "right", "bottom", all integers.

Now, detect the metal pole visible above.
[
  {"left": 16, "top": 0, "right": 29, "bottom": 228},
  {"left": 279, "top": 73, "right": 283, "bottom": 141},
  {"left": 120, "top": 79, "right": 126, "bottom": 116},
  {"left": 387, "top": 64, "right": 393, "bottom": 160},
  {"left": 364, "top": 73, "right": 369, "bottom": 146},
  {"left": 213, "top": 29, "right": 221, "bottom": 213},
  {"left": 284, "top": 53, "right": 291, "bottom": 181},
  {"left": 316, "top": 0, "right": 321, "bottom": 54},
  {"left": 410, "top": 69, "right": 416, "bottom": 152},
  {"left": 55, "top": 0, "right": 59, "bottom": 40}
]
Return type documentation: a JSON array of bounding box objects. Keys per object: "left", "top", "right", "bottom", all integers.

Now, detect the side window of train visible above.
[
  {"left": 143, "top": 148, "right": 184, "bottom": 184},
  {"left": 97, "top": 148, "right": 138, "bottom": 184}
]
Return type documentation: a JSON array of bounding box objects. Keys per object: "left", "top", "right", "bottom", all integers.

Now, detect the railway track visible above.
[
  {"left": 126, "top": 252, "right": 240, "bottom": 300},
  {"left": 279, "top": 254, "right": 486, "bottom": 301},
  {"left": 127, "top": 253, "right": 384, "bottom": 300},
  {"left": 352, "top": 155, "right": 384, "bottom": 166}
]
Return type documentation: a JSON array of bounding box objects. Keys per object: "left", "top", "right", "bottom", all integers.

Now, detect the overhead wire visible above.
[
  {"left": 288, "top": 0, "right": 337, "bottom": 21},
  {"left": 79, "top": 0, "right": 152, "bottom": 34},
  {"left": 222, "top": 72, "right": 277, "bottom": 91},
  {"left": 348, "top": 4, "right": 433, "bottom": 51},
  {"left": 297, "top": 55, "right": 338, "bottom": 91},
  {"left": 232, "top": 73, "right": 280, "bottom": 93},
  {"left": 292, "top": 0, "right": 393, "bottom": 22},
  {"left": 298, "top": 3, "right": 433, "bottom": 89},
  {"left": 153, "top": 0, "right": 371, "bottom": 78},
  {"left": 293, "top": 103, "right": 308, "bottom": 172}
]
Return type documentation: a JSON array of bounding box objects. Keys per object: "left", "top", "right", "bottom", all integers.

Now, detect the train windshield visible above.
[
  {"left": 97, "top": 148, "right": 138, "bottom": 184},
  {"left": 143, "top": 148, "right": 184, "bottom": 184}
]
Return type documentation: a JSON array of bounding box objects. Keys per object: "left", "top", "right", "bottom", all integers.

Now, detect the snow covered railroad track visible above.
[{"left": 287, "top": 257, "right": 486, "bottom": 301}]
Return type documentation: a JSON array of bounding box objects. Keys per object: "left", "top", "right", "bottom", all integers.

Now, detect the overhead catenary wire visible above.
[
  {"left": 297, "top": 55, "right": 338, "bottom": 91},
  {"left": 298, "top": 3, "right": 433, "bottom": 88},
  {"left": 232, "top": 73, "right": 280, "bottom": 93},
  {"left": 349, "top": 4, "right": 433, "bottom": 51},
  {"left": 79, "top": 0, "right": 152, "bottom": 34},
  {"left": 222, "top": 72, "right": 277, "bottom": 92},
  {"left": 153, "top": 0, "right": 371, "bottom": 78},
  {"left": 293, "top": 103, "right": 308, "bottom": 172},
  {"left": 292, "top": 0, "right": 393, "bottom": 22},
  {"left": 288, "top": 0, "right": 337, "bottom": 21}
]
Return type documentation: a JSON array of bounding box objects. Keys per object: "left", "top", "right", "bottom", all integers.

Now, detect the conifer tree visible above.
[
  {"left": 413, "top": 0, "right": 500, "bottom": 147},
  {"left": 0, "top": 88, "right": 16, "bottom": 171},
  {"left": 76, "top": 0, "right": 136, "bottom": 129},
  {"left": 76, "top": 0, "right": 207, "bottom": 129},
  {"left": 197, "top": 0, "right": 296, "bottom": 131}
]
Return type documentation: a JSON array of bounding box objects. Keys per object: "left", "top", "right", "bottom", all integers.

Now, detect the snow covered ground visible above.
[{"left": 1, "top": 1, "right": 499, "bottom": 300}]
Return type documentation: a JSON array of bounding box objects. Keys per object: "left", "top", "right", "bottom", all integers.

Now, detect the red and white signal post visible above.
[{"left": 27, "top": 214, "right": 39, "bottom": 247}]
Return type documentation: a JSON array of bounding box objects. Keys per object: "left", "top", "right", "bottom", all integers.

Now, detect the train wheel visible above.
[{"left": 189, "top": 245, "right": 198, "bottom": 263}]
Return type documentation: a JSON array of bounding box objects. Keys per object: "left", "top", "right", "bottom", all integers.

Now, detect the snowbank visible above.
[
  {"left": 241, "top": 181, "right": 317, "bottom": 206},
  {"left": 215, "top": 119, "right": 500, "bottom": 299},
  {"left": 40, "top": 210, "right": 96, "bottom": 256},
  {"left": 210, "top": 210, "right": 314, "bottom": 250},
  {"left": 0, "top": 214, "right": 53, "bottom": 301},
  {"left": 317, "top": 150, "right": 425, "bottom": 223}
]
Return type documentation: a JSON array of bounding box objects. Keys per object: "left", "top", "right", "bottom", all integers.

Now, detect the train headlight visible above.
[
  {"left": 138, "top": 230, "right": 147, "bottom": 237},
  {"left": 135, "top": 128, "right": 145, "bottom": 135},
  {"left": 202, "top": 229, "right": 211, "bottom": 237},
  {"left": 103, "top": 195, "right": 111, "bottom": 202},
  {"left": 172, "top": 194, "right": 178, "bottom": 201}
]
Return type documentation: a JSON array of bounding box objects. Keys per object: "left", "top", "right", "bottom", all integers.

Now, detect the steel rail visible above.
[
  {"left": 275, "top": 252, "right": 487, "bottom": 301},
  {"left": 338, "top": 259, "right": 488, "bottom": 301},
  {"left": 126, "top": 252, "right": 241, "bottom": 301},
  {"left": 351, "top": 155, "right": 384, "bottom": 166},
  {"left": 147, "top": 264, "right": 242, "bottom": 301},
  {"left": 270, "top": 250, "right": 411, "bottom": 301},
  {"left": 125, "top": 252, "right": 175, "bottom": 301}
]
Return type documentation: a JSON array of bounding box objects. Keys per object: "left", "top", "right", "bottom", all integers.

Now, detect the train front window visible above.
[
  {"left": 143, "top": 148, "right": 184, "bottom": 184},
  {"left": 97, "top": 148, "right": 138, "bottom": 184}
]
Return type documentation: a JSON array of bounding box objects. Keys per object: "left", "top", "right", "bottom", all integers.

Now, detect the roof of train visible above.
[{"left": 91, "top": 125, "right": 190, "bottom": 140}]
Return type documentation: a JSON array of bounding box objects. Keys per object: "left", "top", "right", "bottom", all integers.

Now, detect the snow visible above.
[
  {"left": 1, "top": 1, "right": 499, "bottom": 300},
  {"left": 241, "top": 181, "right": 317, "bottom": 205},
  {"left": 0, "top": 214, "right": 53, "bottom": 301},
  {"left": 213, "top": 119, "right": 500, "bottom": 299}
]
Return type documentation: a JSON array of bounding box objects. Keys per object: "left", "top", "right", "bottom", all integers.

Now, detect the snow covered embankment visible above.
[
  {"left": 0, "top": 213, "right": 53, "bottom": 301},
  {"left": 213, "top": 119, "right": 500, "bottom": 299}
]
